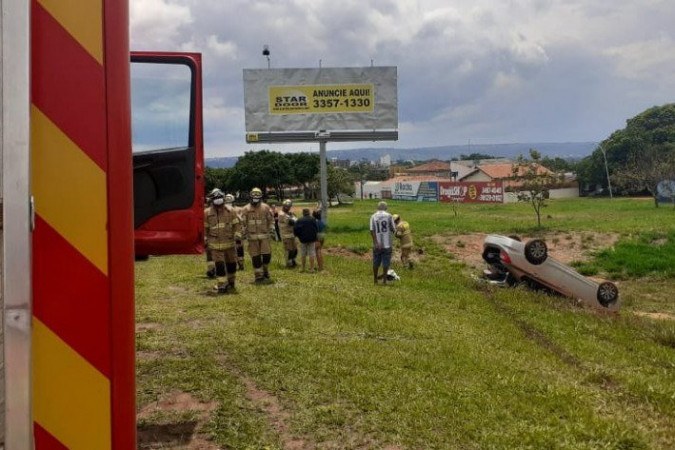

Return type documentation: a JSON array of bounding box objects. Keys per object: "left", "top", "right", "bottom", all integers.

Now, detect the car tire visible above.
[
  {"left": 597, "top": 282, "right": 619, "bottom": 307},
  {"left": 524, "top": 239, "right": 547, "bottom": 265}
]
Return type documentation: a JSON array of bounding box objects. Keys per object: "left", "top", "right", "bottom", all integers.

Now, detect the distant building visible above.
[
  {"left": 459, "top": 162, "right": 552, "bottom": 185},
  {"left": 405, "top": 160, "right": 453, "bottom": 178},
  {"left": 379, "top": 154, "right": 391, "bottom": 167},
  {"left": 330, "top": 158, "right": 351, "bottom": 169}
]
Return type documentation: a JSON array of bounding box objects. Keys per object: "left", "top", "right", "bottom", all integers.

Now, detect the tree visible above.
[
  {"left": 459, "top": 152, "right": 497, "bottom": 161},
  {"left": 325, "top": 165, "right": 355, "bottom": 204},
  {"left": 540, "top": 156, "right": 578, "bottom": 173},
  {"left": 512, "top": 149, "right": 564, "bottom": 228},
  {"left": 286, "top": 152, "right": 320, "bottom": 199},
  {"left": 230, "top": 150, "right": 293, "bottom": 200},
  {"left": 577, "top": 103, "right": 675, "bottom": 196},
  {"left": 204, "top": 167, "right": 233, "bottom": 194},
  {"left": 612, "top": 142, "right": 675, "bottom": 207}
]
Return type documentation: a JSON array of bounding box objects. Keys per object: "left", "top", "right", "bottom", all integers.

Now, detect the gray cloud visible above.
[{"left": 130, "top": 0, "right": 675, "bottom": 156}]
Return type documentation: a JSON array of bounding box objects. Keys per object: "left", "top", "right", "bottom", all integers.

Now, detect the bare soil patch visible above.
[
  {"left": 634, "top": 311, "right": 675, "bottom": 321},
  {"left": 138, "top": 391, "right": 219, "bottom": 449},
  {"left": 136, "top": 322, "right": 162, "bottom": 332},
  {"left": 325, "top": 246, "right": 370, "bottom": 260},
  {"left": 433, "top": 231, "right": 620, "bottom": 269}
]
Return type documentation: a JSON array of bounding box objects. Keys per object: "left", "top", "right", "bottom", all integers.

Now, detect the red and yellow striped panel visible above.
[{"left": 31, "top": 0, "right": 112, "bottom": 448}]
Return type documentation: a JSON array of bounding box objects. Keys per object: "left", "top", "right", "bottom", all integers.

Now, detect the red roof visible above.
[
  {"left": 476, "top": 163, "right": 552, "bottom": 180},
  {"left": 407, "top": 160, "right": 452, "bottom": 172}
]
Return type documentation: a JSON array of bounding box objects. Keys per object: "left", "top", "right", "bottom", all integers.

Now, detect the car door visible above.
[{"left": 131, "top": 52, "right": 204, "bottom": 256}]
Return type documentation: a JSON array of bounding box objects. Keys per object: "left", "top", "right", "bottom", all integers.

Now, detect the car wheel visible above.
[
  {"left": 597, "top": 282, "right": 619, "bottom": 307},
  {"left": 524, "top": 239, "right": 548, "bottom": 265}
]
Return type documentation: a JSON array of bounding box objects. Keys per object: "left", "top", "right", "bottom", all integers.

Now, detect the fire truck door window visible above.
[
  {"left": 131, "top": 62, "right": 191, "bottom": 153},
  {"left": 131, "top": 60, "right": 196, "bottom": 228}
]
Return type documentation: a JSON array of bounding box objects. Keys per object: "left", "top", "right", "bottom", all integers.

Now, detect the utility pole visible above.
[{"left": 600, "top": 145, "right": 613, "bottom": 199}]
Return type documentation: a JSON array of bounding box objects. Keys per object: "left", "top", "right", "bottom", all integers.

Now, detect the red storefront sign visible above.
[{"left": 439, "top": 181, "right": 504, "bottom": 203}]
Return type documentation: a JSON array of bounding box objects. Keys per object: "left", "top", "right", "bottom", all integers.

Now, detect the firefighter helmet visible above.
[
  {"left": 208, "top": 188, "right": 223, "bottom": 199},
  {"left": 224, "top": 193, "right": 235, "bottom": 204},
  {"left": 392, "top": 214, "right": 400, "bottom": 222},
  {"left": 282, "top": 199, "right": 292, "bottom": 208},
  {"left": 250, "top": 187, "right": 263, "bottom": 199}
]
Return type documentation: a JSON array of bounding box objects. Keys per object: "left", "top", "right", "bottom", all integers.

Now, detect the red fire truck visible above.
[{"left": 2, "top": 1, "right": 204, "bottom": 448}]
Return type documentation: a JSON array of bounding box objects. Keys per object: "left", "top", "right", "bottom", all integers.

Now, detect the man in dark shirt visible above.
[{"left": 293, "top": 208, "right": 319, "bottom": 272}]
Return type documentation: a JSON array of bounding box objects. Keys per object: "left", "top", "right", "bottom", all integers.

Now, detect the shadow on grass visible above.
[{"left": 137, "top": 421, "right": 198, "bottom": 449}]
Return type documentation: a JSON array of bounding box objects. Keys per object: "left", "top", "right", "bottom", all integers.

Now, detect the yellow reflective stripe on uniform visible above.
[
  {"left": 210, "top": 242, "right": 235, "bottom": 250},
  {"left": 212, "top": 223, "right": 227, "bottom": 230},
  {"left": 250, "top": 233, "right": 269, "bottom": 240}
]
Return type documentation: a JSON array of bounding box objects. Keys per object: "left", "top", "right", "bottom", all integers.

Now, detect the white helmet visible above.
[
  {"left": 224, "top": 194, "right": 235, "bottom": 204},
  {"left": 208, "top": 188, "right": 223, "bottom": 199}
]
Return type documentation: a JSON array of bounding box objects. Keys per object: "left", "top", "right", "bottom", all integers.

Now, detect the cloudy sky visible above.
[{"left": 130, "top": 0, "right": 675, "bottom": 157}]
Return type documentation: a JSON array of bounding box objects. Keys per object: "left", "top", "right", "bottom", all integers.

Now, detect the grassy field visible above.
[{"left": 136, "top": 198, "right": 675, "bottom": 449}]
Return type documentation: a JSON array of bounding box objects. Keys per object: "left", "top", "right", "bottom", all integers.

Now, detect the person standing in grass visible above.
[
  {"left": 370, "top": 201, "right": 396, "bottom": 284},
  {"left": 242, "top": 187, "right": 275, "bottom": 283},
  {"left": 393, "top": 214, "right": 414, "bottom": 268},
  {"left": 293, "top": 208, "right": 319, "bottom": 272},
  {"left": 313, "top": 209, "right": 326, "bottom": 271},
  {"left": 204, "top": 190, "right": 242, "bottom": 293},
  {"left": 278, "top": 199, "right": 299, "bottom": 268}
]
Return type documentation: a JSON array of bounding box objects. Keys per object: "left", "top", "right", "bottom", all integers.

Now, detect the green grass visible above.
[
  {"left": 573, "top": 230, "right": 675, "bottom": 279},
  {"left": 136, "top": 197, "right": 675, "bottom": 449}
]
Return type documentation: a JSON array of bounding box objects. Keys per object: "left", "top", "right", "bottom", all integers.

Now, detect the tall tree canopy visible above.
[
  {"left": 578, "top": 104, "right": 675, "bottom": 202},
  {"left": 206, "top": 150, "right": 330, "bottom": 201}
]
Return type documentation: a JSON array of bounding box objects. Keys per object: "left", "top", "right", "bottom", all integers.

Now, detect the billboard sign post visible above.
[{"left": 243, "top": 67, "right": 398, "bottom": 223}]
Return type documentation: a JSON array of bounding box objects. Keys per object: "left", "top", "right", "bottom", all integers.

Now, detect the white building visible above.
[{"left": 379, "top": 154, "right": 391, "bottom": 167}]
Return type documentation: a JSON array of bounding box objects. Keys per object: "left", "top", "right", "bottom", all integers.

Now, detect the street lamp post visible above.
[{"left": 600, "top": 145, "right": 613, "bottom": 199}]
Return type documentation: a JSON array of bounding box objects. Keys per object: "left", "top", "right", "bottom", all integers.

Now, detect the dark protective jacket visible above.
[{"left": 293, "top": 215, "right": 318, "bottom": 244}]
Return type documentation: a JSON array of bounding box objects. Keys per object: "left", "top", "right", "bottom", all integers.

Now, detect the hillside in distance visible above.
[{"left": 205, "top": 142, "right": 597, "bottom": 168}]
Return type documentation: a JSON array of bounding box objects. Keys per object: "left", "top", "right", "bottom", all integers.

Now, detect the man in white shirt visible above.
[{"left": 369, "top": 201, "right": 396, "bottom": 284}]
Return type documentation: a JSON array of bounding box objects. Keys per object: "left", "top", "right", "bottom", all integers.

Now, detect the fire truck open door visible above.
[
  {"left": 2, "top": 1, "right": 203, "bottom": 448},
  {"left": 132, "top": 52, "right": 205, "bottom": 257}
]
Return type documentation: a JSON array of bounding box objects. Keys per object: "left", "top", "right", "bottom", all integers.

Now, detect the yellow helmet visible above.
[
  {"left": 250, "top": 187, "right": 263, "bottom": 198},
  {"left": 392, "top": 214, "right": 400, "bottom": 222}
]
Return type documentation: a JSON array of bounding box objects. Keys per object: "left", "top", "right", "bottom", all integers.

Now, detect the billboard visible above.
[
  {"left": 439, "top": 181, "right": 504, "bottom": 203},
  {"left": 392, "top": 181, "right": 439, "bottom": 201},
  {"left": 243, "top": 67, "right": 397, "bottom": 134}
]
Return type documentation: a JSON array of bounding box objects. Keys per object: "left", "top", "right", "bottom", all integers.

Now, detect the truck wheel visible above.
[
  {"left": 597, "top": 282, "right": 619, "bottom": 307},
  {"left": 524, "top": 239, "right": 547, "bottom": 265}
]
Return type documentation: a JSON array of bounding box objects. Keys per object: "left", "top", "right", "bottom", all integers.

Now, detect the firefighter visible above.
[
  {"left": 393, "top": 214, "right": 414, "bottom": 268},
  {"left": 204, "top": 190, "right": 242, "bottom": 293},
  {"left": 277, "top": 199, "right": 298, "bottom": 267},
  {"left": 204, "top": 188, "right": 223, "bottom": 278},
  {"left": 225, "top": 193, "right": 246, "bottom": 270},
  {"left": 242, "top": 187, "right": 275, "bottom": 283}
]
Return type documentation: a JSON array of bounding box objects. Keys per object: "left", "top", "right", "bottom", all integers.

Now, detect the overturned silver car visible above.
[{"left": 482, "top": 234, "right": 620, "bottom": 311}]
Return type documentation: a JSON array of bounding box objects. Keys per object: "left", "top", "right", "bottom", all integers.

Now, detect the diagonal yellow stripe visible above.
[
  {"left": 31, "top": 106, "right": 108, "bottom": 274},
  {"left": 33, "top": 319, "right": 111, "bottom": 450},
  {"left": 37, "top": 0, "right": 103, "bottom": 64}
]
